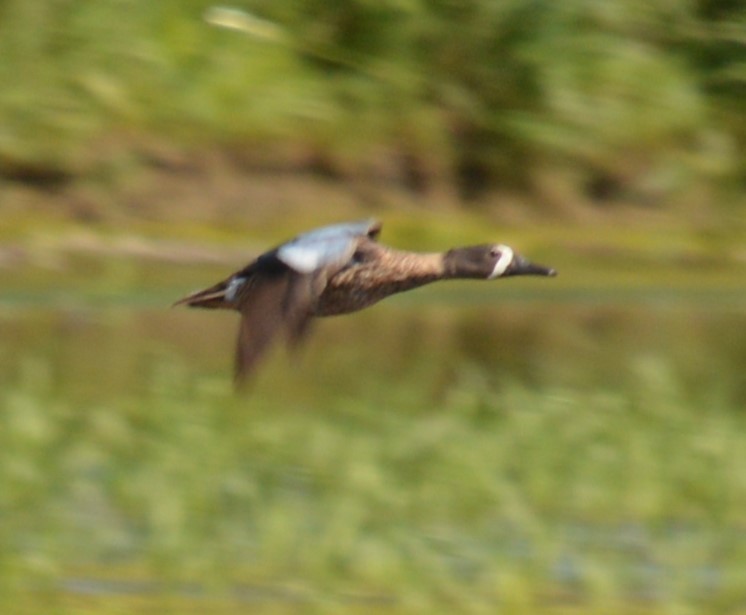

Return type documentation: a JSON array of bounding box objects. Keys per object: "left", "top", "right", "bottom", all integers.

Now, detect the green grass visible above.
[{"left": 1, "top": 348, "right": 745, "bottom": 613}]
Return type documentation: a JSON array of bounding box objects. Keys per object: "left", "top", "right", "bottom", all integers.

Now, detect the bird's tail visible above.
[{"left": 173, "top": 279, "right": 233, "bottom": 309}]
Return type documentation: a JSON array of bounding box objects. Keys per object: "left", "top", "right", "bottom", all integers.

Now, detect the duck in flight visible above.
[{"left": 174, "top": 220, "right": 557, "bottom": 385}]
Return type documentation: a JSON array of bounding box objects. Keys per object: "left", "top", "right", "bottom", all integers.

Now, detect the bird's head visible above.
[{"left": 444, "top": 244, "right": 557, "bottom": 279}]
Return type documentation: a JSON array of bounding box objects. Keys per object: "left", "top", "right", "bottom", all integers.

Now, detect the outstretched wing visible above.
[{"left": 234, "top": 219, "right": 381, "bottom": 384}]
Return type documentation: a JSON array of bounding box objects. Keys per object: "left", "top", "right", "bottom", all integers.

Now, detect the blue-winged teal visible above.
[{"left": 175, "top": 220, "right": 556, "bottom": 383}]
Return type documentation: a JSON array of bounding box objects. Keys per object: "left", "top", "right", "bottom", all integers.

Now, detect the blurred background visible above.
[{"left": 1, "top": 1, "right": 745, "bottom": 613}]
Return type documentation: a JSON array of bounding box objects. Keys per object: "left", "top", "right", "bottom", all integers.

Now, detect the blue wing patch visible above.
[{"left": 277, "top": 220, "right": 380, "bottom": 273}]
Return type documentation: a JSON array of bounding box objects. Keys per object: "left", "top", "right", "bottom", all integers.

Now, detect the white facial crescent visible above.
[{"left": 489, "top": 245, "right": 514, "bottom": 279}]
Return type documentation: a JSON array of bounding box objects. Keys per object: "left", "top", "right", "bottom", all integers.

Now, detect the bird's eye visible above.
[{"left": 489, "top": 247, "right": 500, "bottom": 257}]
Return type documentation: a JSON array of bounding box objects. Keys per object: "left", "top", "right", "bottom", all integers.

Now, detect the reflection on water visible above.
[{"left": 1, "top": 288, "right": 744, "bottom": 405}]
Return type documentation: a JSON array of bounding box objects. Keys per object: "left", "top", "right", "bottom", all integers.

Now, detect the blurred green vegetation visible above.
[
  {"left": 0, "top": 0, "right": 743, "bottom": 205},
  {"left": 2, "top": 305, "right": 746, "bottom": 614}
]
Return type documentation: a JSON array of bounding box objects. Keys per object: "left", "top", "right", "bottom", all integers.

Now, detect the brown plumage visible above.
[{"left": 174, "top": 220, "right": 556, "bottom": 385}]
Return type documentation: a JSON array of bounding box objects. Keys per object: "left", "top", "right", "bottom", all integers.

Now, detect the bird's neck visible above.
[{"left": 377, "top": 249, "right": 446, "bottom": 286}]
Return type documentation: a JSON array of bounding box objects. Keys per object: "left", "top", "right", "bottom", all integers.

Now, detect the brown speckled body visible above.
[{"left": 314, "top": 243, "right": 445, "bottom": 316}]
